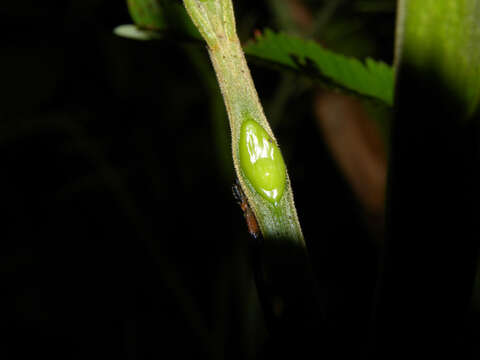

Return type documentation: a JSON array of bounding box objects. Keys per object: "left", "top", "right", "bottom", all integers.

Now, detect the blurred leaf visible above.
[
  {"left": 398, "top": 0, "right": 480, "bottom": 117},
  {"left": 114, "top": 24, "right": 163, "bottom": 41},
  {"left": 125, "top": 0, "right": 201, "bottom": 40},
  {"left": 127, "top": 0, "right": 165, "bottom": 30},
  {"left": 244, "top": 29, "right": 394, "bottom": 106}
]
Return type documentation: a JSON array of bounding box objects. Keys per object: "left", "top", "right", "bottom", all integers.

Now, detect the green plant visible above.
[
  {"left": 115, "top": 0, "right": 480, "bottom": 357},
  {"left": 375, "top": 0, "right": 480, "bottom": 357},
  {"left": 182, "top": 0, "right": 305, "bottom": 245}
]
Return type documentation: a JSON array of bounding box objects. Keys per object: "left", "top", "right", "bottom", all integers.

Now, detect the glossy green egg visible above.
[{"left": 239, "top": 119, "right": 286, "bottom": 206}]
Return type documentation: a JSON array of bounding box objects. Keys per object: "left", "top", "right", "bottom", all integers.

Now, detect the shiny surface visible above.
[{"left": 239, "top": 119, "right": 286, "bottom": 205}]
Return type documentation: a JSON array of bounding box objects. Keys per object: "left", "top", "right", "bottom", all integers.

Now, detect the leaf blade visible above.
[{"left": 244, "top": 29, "right": 394, "bottom": 106}]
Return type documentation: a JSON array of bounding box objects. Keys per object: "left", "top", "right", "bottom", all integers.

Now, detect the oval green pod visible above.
[{"left": 239, "top": 119, "right": 287, "bottom": 206}]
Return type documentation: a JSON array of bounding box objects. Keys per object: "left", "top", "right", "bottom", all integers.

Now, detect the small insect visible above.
[{"left": 232, "top": 179, "right": 260, "bottom": 240}]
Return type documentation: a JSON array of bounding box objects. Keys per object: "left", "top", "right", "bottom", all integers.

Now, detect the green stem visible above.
[
  {"left": 183, "top": 0, "right": 305, "bottom": 245},
  {"left": 375, "top": 0, "right": 480, "bottom": 356}
]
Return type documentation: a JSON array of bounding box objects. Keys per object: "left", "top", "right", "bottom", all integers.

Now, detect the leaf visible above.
[
  {"left": 119, "top": 3, "right": 394, "bottom": 105},
  {"left": 127, "top": 0, "right": 166, "bottom": 31},
  {"left": 124, "top": 0, "right": 201, "bottom": 40},
  {"left": 244, "top": 29, "right": 394, "bottom": 106},
  {"left": 114, "top": 24, "right": 164, "bottom": 41},
  {"left": 398, "top": 0, "right": 480, "bottom": 117}
]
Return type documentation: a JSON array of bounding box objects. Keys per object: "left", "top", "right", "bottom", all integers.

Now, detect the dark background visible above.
[{"left": 5, "top": 1, "right": 474, "bottom": 359}]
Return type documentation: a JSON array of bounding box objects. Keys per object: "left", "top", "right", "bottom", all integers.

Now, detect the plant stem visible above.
[
  {"left": 183, "top": 0, "right": 305, "bottom": 246},
  {"left": 375, "top": 0, "right": 480, "bottom": 357}
]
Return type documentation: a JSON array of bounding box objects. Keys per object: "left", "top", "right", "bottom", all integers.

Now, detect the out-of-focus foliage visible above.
[
  {"left": 125, "top": 0, "right": 201, "bottom": 39},
  {"left": 119, "top": 1, "right": 394, "bottom": 106}
]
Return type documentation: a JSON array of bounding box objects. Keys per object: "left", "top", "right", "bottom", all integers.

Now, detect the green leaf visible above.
[
  {"left": 125, "top": 0, "right": 201, "bottom": 40},
  {"left": 398, "top": 0, "right": 480, "bottom": 118},
  {"left": 244, "top": 29, "right": 394, "bottom": 106},
  {"left": 113, "top": 24, "right": 164, "bottom": 41},
  {"left": 120, "top": 4, "right": 394, "bottom": 106},
  {"left": 127, "top": 0, "right": 166, "bottom": 30}
]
